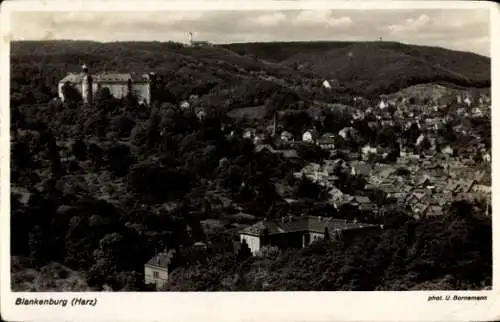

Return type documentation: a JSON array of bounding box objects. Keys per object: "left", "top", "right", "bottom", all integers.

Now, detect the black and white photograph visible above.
[{"left": 1, "top": 0, "right": 499, "bottom": 321}]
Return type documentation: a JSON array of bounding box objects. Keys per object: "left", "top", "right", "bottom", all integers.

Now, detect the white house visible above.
[
  {"left": 483, "top": 152, "right": 491, "bottom": 164},
  {"left": 322, "top": 80, "right": 332, "bottom": 89},
  {"left": 302, "top": 130, "right": 316, "bottom": 143},
  {"left": 379, "top": 99, "right": 388, "bottom": 110},
  {"left": 144, "top": 249, "right": 176, "bottom": 290},
  {"left": 180, "top": 100, "right": 191, "bottom": 110}
]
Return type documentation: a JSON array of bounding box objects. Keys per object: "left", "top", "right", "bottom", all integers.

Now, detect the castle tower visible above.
[
  {"left": 81, "top": 64, "right": 93, "bottom": 104},
  {"left": 188, "top": 32, "right": 193, "bottom": 46}
]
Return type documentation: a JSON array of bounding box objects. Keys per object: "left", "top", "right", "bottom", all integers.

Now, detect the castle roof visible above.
[
  {"left": 240, "top": 216, "right": 378, "bottom": 237},
  {"left": 60, "top": 72, "right": 151, "bottom": 84}
]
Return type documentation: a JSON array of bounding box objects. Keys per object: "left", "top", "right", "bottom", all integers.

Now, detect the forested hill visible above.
[
  {"left": 11, "top": 40, "right": 490, "bottom": 99},
  {"left": 222, "top": 41, "right": 491, "bottom": 93}
]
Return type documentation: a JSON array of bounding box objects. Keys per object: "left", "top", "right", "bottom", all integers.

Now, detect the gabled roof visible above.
[{"left": 146, "top": 250, "right": 176, "bottom": 268}]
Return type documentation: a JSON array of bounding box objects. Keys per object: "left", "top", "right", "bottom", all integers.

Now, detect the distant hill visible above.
[
  {"left": 11, "top": 40, "right": 490, "bottom": 98},
  {"left": 222, "top": 41, "right": 491, "bottom": 95}
]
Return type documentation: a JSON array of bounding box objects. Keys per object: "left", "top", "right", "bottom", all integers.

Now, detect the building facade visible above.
[
  {"left": 144, "top": 249, "right": 176, "bottom": 290},
  {"left": 240, "top": 216, "right": 380, "bottom": 255},
  {"left": 58, "top": 65, "right": 155, "bottom": 105}
]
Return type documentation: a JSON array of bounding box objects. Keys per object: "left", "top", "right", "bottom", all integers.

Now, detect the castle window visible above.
[{"left": 153, "top": 271, "right": 159, "bottom": 278}]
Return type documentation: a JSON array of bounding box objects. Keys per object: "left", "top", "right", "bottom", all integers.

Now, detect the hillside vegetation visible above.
[
  {"left": 11, "top": 40, "right": 490, "bottom": 100},
  {"left": 223, "top": 41, "right": 491, "bottom": 93}
]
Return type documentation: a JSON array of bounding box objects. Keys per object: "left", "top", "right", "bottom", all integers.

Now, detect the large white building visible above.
[{"left": 58, "top": 65, "right": 154, "bottom": 105}]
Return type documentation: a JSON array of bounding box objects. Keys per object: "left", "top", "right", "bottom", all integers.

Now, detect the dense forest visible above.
[{"left": 10, "top": 40, "right": 491, "bottom": 291}]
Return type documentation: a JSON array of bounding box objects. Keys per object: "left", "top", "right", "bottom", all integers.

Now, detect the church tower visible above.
[{"left": 81, "top": 64, "right": 93, "bottom": 104}]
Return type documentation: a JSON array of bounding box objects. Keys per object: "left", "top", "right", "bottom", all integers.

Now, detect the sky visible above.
[{"left": 11, "top": 8, "right": 491, "bottom": 57}]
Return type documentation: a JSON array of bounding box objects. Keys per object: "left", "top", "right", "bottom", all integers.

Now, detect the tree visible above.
[
  {"left": 71, "top": 138, "right": 87, "bottom": 161},
  {"left": 105, "top": 143, "right": 136, "bottom": 177},
  {"left": 238, "top": 239, "right": 252, "bottom": 260},
  {"left": 61, "top": 82, "right": 82, "bottom": 105}
]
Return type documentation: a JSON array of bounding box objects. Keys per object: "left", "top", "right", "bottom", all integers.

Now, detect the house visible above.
[
  {"left": 464, "top": 96, "right": 472, "bottom": 107},
  {"left": 302, "top": 129, "right": 318, "bottom": 143},
  {"left": 239, "top": 216, "right": 380, "bottom": 255},
  {"left": 280, "top": 131, "right": 294, "bottom": 142},
  {"left": 329, "top": 187, "right": 344, "bottom": 204},
  {"left": 58, "top": 65, "right": 155, "bottom": 105},
  {"left": 180, "top": 100, "right": 191, "bottom": 110},
  {"left": 351, "top": 196, "right": 377, "bottom": 212},
  {"left": 144, "top": 249, "right": 176, "bottom": 290},
  {"left": 350, "top": 162, "right": 371, "bottom": 177},
  {"left": 338, "top": 127, "right": 358, "bottom": 141},
  {"left": 472, "top": 183, "right": 491, "bottom": 194},
  {"left": 243, "top": 128, "right": 256, "bottom": 139},
  {"left": 361, "top": 144, "right": 377, "bottom": 159},
  {"left": 457, "top": 179, "right": 476, "bottom": 193},
  {"left": 425, "top": 205, "right": 443, "bottom": 217},
  {"left": 317, "top": 133, "right": 336, "bottom": 151},
  {"left": 482, "top": 152, "right": 491, "bottom": 164},
  {"left": 413, "top": 202, "right": 430, "bottom": 215},
  {"left": 441, "top": 145, "right": 454, "bottom": 157},
  {"left": 196, "top": 110, "right": 206, "bottom": 120},
  {"left": 416, "top": 175, "right": 432, "bottom": 188}
]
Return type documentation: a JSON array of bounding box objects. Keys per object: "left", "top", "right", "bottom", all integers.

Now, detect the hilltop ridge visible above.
[{"left": 11, "top": 40, "right": 490, "bottom": 99}]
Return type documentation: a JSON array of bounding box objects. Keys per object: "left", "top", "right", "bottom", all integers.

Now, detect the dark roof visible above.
[
  {"left": 60, "top": 72, "right": 151, "bottom": 84},
  {"left": 145, "top": 250, "right": 176, "bottom": 268},
  {"left": 240, "top": 216, "right": 378, "bottom": 236}
]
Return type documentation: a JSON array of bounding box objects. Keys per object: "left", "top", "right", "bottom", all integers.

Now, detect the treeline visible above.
[{"left": 11, "top": 40, "right": 490, "bottom": 103}]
